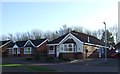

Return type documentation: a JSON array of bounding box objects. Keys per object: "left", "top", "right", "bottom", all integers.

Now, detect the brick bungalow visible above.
[
  {"left": 47, "top": 31, "right": 106, "bottom": 59},
  {"left": 7, "top": 39, "right": 48, "bottom": 57},
  {"left": 0, "top": 40, "right": 12, "bottom": 57}
]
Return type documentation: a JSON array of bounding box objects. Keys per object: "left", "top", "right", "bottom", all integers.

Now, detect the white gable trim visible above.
[
  {"left": 24, "top": 40, "right": 35, "bottom": 47},
  {"left": 0, "top": 40, "right": 11, "bottom": 48},
  {"left": 37, "top": 39, "right": 48, "bottom": 47},
  {"left": 13, "top": 44, "right": 18, "bottom": 48},
  {"left": 84, "top": 42, "right": 106, "bottom": 48},
  {"left": 47, "top": 44, "right": 59, "bottom": 46},
  {"left": 59, "top": 33, "right": 83, "bottom": 45}
]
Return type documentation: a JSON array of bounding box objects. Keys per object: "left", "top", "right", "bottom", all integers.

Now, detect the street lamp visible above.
[{"left": 103, "top": 22, "right": 107, "bottom": 62}]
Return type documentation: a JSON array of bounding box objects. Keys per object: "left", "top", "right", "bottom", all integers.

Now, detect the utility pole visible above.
[{"left": 103, "top": 22, "right": 107, "bottom": 62}]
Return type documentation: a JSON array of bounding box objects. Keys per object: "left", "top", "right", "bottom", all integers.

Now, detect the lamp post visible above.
[{"left": 103, "top": 22, "right": 107, "bottom": 62}]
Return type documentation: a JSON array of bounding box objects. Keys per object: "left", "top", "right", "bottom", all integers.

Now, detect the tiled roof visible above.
[
  {"left": 8, "top": 39, "right": 47, "bottom": 48},
  {"left": 71, "top": 31, "right": 104, "bottom": 45},
  {"left": 16, "top": 40, "right": 27, "bottom": 47},
  {"left": 47, "top": 31, "right": 104, "bottom": 46},
  {"left": 114, "top": 42, "right": 120, "bottom": 49},
  {"left": 0, "top": 40, "right": 11, "bottom": 46},
  {"left": 47, "top": 33, "right": 68, "bottom": 44},
  {"left": 30, "top": 39, "right": 47, "bottom": 46}
]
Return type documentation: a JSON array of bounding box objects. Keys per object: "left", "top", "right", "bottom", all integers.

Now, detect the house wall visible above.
[
  {"left": 59, "top": 33, "right": 84, "bottom": 53},
  {"left": 48, "top": 33, "right": 84, "bottom": 58},
  {"left": 83, "top": 45, "right": 99, "bottom": 58},
  {"left": 36, "top": 41, "right": 48, "bottom": 56},
  {"left": 59, "top": 52, "right": 83, "bottom": 59}
]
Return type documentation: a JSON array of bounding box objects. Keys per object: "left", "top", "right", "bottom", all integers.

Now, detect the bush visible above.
[
  {"left": 35, "top": 53, "right": 42, "bottom": 61},
  {"left": 45, "top": 56, "right": 55, "bottom": 62}
]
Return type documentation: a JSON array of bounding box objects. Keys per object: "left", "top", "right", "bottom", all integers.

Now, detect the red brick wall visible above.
[
  {"left": 36, "top": 41, "right": 47, "bottom": 56},
  {"left": 59, "top": 52, "right": 83, "bottom": 59},
  {"left": 20, "top": 48, "right": 24, "bottom": 56}
]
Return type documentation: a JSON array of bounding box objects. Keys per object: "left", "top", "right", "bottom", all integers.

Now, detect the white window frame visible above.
[
  {"left": 24, "top": 47, "right": 32, "bottom": 54},
  {"left": 8, "top": 48, "right": 13, "bottom": 54},
  {"left": 63, "top": 43, "right": 74, "bottom": 52}
]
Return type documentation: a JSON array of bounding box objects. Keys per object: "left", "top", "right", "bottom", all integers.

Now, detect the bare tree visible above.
[
  {"left": 72, "top": 26, "right": 83, "bottom": 33},
  {"left": 31, "top": 29, "right": 43, "bottom": 40},
  {"left": 108, "top": 25, "right": 118, "bottom": 43},
  {"left": 0, "top": 35, "right": 8, "bottom": 41}
]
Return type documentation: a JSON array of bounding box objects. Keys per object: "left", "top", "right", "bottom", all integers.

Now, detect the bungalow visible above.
[
  {"left": 0, "top": 40, "right": 12, "bottom": 57},
  {"left": 47, "top": 31, "right": 105, "bottom": 59},
  {"left": 7, "top": 39, "right": 48, "bottom": 57}
]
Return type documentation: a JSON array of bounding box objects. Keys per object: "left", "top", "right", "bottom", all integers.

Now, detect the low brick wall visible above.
[
  {"left": 48, "top": 54, "right": 55, "bottom": 58},
  {"left": 59, "top": 52, "right": 83, "bottom": 59}
]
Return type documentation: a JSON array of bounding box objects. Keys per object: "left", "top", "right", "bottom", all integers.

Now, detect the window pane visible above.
[
  {"left": 50, "top": 46, "right": 53, "bottom": 50},
  {"left": 69, "top": 48, "right": 72, "bottom": 51},
  {"left": 64, "top": 45, "right": 67, "bottom": 48},
  {"left": 69, "top": 44, "right": 72, "bottom": 47}
]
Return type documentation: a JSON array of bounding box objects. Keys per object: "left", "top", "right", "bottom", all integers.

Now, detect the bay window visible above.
[{"left": 63, "top": 43, "right": 74, "bottom": 52}]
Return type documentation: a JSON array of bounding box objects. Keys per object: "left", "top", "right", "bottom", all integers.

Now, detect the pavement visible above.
[{"left": 1, "top": 57, "right": 119, "bottom": 72}]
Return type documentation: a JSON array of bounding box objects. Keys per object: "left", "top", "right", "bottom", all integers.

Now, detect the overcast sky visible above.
[{"left": 0, "top": 0, "right": 119, "bottom": 36}]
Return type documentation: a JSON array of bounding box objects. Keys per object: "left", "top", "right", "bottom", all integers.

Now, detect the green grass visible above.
[
  {"left": 0, "top": 64, "right": 23, "bottom": 67},
  {"left": 1, "top": 64, "right": 56, "bottom": 72}
]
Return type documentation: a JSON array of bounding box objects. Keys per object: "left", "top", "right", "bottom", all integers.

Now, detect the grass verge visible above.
[{"left": 1, "top": 64, "right": 56, "bottom": 72}]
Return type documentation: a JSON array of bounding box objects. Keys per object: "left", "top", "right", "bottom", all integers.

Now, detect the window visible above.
[
  {"left": 64, "top": 44, "right": 74, "bottom": 52},
  {"left": 50, "top": 46, "right": 54, "bottom": 50},
  {"left": 24, "top": 47, "right": 32, "bottom": 54},
  {"left": 8, "top": 49, "right": 12, "bottom": 54}
]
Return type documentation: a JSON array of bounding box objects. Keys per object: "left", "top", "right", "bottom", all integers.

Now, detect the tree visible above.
[
  {"left": 108, "top": 25, "right": 118, "bottom": 43},
  {"left": 101, "top": 30, "right": 114, "bottom": 44},
  {"left": 31, "top": 29, "right": 43, "bottom": 39},
  {"left": 72, "top": 26, "right": 83, "bottom": 33}
]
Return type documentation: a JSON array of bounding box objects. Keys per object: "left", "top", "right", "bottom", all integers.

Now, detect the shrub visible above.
[
  {"left": 35, "top": 53, "right": 42, "bottom": 61},
  {"left": 45, "top": 56, "right": 55, "bottom": 62}
]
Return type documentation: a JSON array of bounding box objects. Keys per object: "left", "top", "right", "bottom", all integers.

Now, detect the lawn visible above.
[{"left": 1, "top": 64, "right": 56, "bottom": 72}]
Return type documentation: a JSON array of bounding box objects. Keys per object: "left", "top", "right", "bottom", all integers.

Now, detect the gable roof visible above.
[
  {"left": 16, "top": 40, "right": 27, "bottom": 47},
  {"left": 71, "top": 31, "right": 104, "bottom": 46},
  {"left": 47, "top": 31, "right": 104, "bottom": 46},
  {"left": 8, "top": 39, "right": 48, "bottom": 48},
  {"left": 0, "top": 40, "right": 11, "bottom": 48},
  {"left": 30, "top": 39, "right": 47, "bottom": 47},
  {"left": 114, "top": 42, "right": 120, "bottom": 49},
  {"left": 47, "top": 33, "right": 68, "bottom": 44}
]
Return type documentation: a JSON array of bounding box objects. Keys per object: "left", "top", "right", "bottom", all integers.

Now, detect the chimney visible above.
[{"left": 88, "top": 37, "right": 90, "bottom": 42}]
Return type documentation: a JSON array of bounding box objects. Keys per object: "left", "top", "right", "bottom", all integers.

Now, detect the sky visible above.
[{"left": 0, "top": 0, "right": 119, "bottom": 36}]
